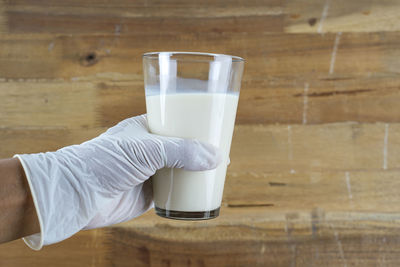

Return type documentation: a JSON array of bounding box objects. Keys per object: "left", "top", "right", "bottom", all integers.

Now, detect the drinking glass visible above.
[{"left": 143, "top": 52, "right": 244, "bottom": 220}]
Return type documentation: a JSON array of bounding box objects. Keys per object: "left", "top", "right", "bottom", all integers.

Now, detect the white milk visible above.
[{"left": 146, "top": 93, "right": 239, "bottom": 212}]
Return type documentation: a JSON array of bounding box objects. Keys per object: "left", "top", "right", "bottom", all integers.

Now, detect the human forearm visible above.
[{"left": 0, "top": 158, "right": 39, "bottom": 244}]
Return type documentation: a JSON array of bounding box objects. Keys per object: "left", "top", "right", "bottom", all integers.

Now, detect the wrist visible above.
[{"left": 13, "top": 155, "right": 44, "bottom": 250}]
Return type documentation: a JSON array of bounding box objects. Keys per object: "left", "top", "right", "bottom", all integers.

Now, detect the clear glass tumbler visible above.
[{"left": 143, "top": 52, "right": 244, "bottom": 220}]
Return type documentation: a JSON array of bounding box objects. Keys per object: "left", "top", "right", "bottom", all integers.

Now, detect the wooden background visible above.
[{"left": 1, "top": 0, "right": 400, "bottom": 266}]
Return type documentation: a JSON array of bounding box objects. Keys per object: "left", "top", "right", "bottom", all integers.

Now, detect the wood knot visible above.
[
  {"left": 308, "top": 18, "right": 317, "bottom": 26},
  {"left": 80, "top": 52, "right": 98, "bottom": 67}
]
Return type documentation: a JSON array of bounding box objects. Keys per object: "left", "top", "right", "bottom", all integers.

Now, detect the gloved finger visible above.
[
  {"left": 227, "top": 157, "right": 231, "bottom": 166},
  {"left": 101, "top": 114, "right": 148, "bottom": 136},
  {"left": 161, "top": 137, "right": 222, "bottom": 171},
  {"left": 116, "top": 114, "right": 148, "bottom": 129}
]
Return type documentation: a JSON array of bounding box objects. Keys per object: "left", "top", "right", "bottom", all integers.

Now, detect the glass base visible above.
[{"left": 155, "top": 206, "right": 220, "bottom": 221}]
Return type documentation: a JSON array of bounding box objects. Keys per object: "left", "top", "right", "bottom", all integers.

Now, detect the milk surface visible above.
[{"left": 146, "top": 93, "right": 239, "bottom": 211}]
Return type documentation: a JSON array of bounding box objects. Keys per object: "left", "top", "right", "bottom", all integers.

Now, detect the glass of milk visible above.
[{"left": 143, "top": 52, "right": 244, "bottom": 220}]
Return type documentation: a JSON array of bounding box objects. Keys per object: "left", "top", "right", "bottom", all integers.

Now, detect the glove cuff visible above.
[
  {"left": 14, "top": 151, "right": 100, "bottom": 250},
  {"left": 14, "top": 154, "right": 44, "bottom": 250}
]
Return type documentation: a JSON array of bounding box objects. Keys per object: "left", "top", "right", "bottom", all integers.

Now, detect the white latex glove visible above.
[{"left": 15, "top": 114, "right": 221, "bottom": 250}]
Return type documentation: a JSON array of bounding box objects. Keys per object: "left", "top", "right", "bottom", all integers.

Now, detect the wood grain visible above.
[
  {"left": 3, "top": 0, "right": 400, "bottom": 34},
  {"left": 0, "top": 229, "right": 109, "bottom": 267},
  {"left": 0, "top": 81, "right": 145, "bottom": 128},
  {"left": 1, "top": 0, "right": 400, "bottom": 266},
  {"left": 224, "top": 170, "right": 400, "bottom": 212},
  {"left": 1, "top": 32, "right": 400, "bottom": 124},
  {"left": 2, "top": 76, "right": 400, "bottom": 126},
  {"left": 2, "top": 123, "right": 400, "bottom": 213},
  {"left": 2, "top": 0, "right": 283, "bottom": 34},
  {"left": 7, "top": 13, "right": 284, "bottom": 35},
  {"left": 110, "top": 210, "right": 400, "bottom": 267},
  {"left": 0, "top": 128, "right": 104, "bottom": 158},
  {"left": 1, "top": 209, "right": 400, "bottom": 266},
  {"left": 2, "top": 123, "right": 399, "bottom": 172},
  {"left": 2, "top": 32, "right": 400, "bottom": 79},
  {"left": 285, "top": 0, "right": 400, "bottom": 33},
  {"left": 230, "top": 123, "right": 390, "bottom": 173}
]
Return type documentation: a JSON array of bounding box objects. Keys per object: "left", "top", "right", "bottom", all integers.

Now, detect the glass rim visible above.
[{"left": 143, "top": 51, "right": 245, "bottom": 63}]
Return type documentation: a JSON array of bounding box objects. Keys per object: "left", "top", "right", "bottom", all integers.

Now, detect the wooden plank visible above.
[
  {"left": 0, "top": 0, "right": 5, "bottom": 33},
  {"left": 0, "top": 127, "right": 105, "bottom": 158},
  {"left": 224, "top": 170, "right": 400, "bottom": 213},
  {"left": 285, "top": 0, "right": 400, "bottom": 33},
  {"left": 3, "top": 0, "right": 400, "bottom": 34},
  {"left": 7, "top": 13, "right": 283, "bottom": 35},
  {"left": 5, "top": 0, "right": 282, "bottom": 6},
  {"left": 389, "top": 124, "right": 400, "bottom": 169},
  {"left": 1, "top": 208, "right": 400, "bottom": 266},
  {"left": 0, "top": 229, "right": 109, "bottom": 267},
  {"left": 4, "top": 0, "right": 282, "bottom": 9},
  {"left": 0, "top": 0, "right": 399, "bottom": 266},
  {"left": 0, "top": 81, "right": 145, "bottom": 129},
  {"left": 239, "top": 74, "right": 400, "bottom": 124},
  {"left": 2, "top": 123, "right": 400, "bottom": 172},
  {"left": 0, "top": 82, "right": 97, "bottom": 129},
  {"left": 111, "top": 209, "right": 400, "bottom": 267},
  {"left": 2, "top": 76, "right": 400, "bottom": 126},
  {"left": 5, "top": 5, "right": 282, "bottom": 19},
  {"left": 2, "top": 124, "right": 400, "bottom": 211},
  {"left": 1, "top": 32, "right": 400, "bottom": 124},
  {"left": 3, "top": 32, "right": 399, "bottom": 79},
  {"left": 1, "top": 120, "right": 398, "bottom": 265},
  {"left": 229, "top": 123, "right": 400, "bottom": 173},
  {"left": 3, "top": 76, "right": 400, "bottom": 126},
  {"left": 4, "top": 0, "right": 283, "bottom": 34},
  {"left": 2, "top": 124, "right": 400, "bottom": 266}
]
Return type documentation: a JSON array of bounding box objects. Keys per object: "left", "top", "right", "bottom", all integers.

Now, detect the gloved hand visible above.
[{"left": 15, "top": 114, "right": 221, "bottom": 250}]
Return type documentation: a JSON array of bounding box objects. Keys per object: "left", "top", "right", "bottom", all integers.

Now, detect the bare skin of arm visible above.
[{"left": 0, "top": 158, "right": 39, "bottom": 244}]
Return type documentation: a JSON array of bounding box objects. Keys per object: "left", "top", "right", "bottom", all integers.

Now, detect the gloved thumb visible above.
[{"left": 160, "top": 137, "right": 222, "bottom": 171}]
